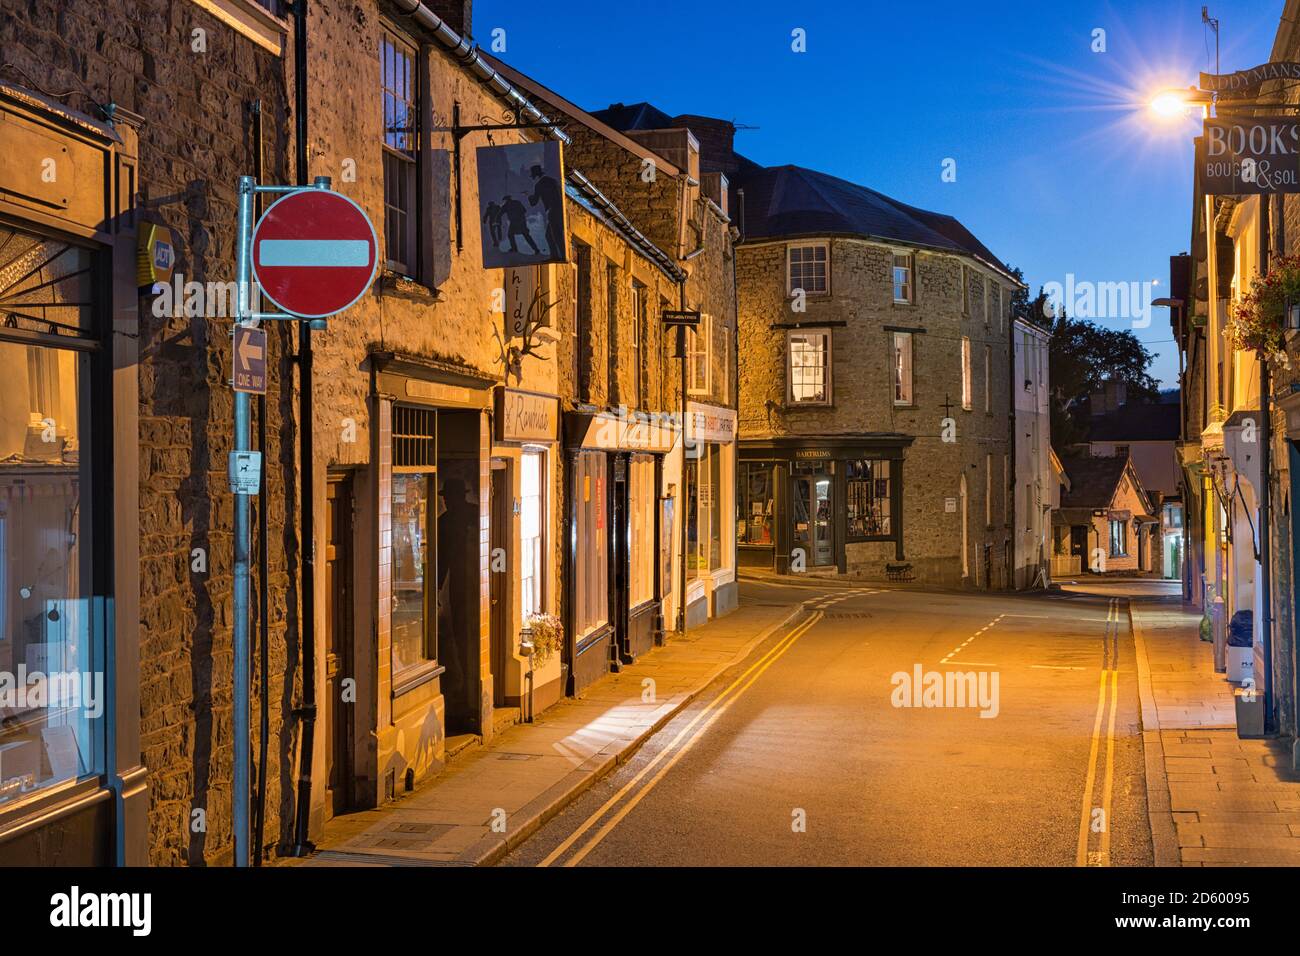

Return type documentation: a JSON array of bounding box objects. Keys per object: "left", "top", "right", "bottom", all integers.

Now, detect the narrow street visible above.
[{"left": 500, "top": 578, "right": 1161, "bottom": 867}]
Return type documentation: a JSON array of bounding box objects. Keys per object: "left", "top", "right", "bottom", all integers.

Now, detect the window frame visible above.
[
  {"left": 519, "top": 448, "right": 546, "bottom": 620},
  {"left": 687, "top": 312, "right": 711, "bottom": 396},
  {"left": 786, "top": 242, "right": 830, "bottom": 297},
  {"left": 785, "top": 327, "right": 832, "bottom": 406},
  {"left": 380, "top": 24, "right": 423, "bottom": 279},
  {"left": 1109, "top": 518, "right": 1128, "bottom": 557},
  {"left": 892, "top": 252, "right": 914, "bottom": 304}
]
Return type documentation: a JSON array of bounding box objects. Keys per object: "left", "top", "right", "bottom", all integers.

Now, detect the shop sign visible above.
[
  {"left": 477, "top": 140, "right": 568, "bottom": 269},
  {"left": 686, "top": 403, "right": 737, "bottom": 445},
  {"left": 497, "top": 388, "right": 558, "bottom": 443},
  {"left": 1199, "top": 62, "right": 1300, "bottom": 95},
  {"left": 795, "top": 449, "right": 832, "bottom": 460},
  {"left": 1196, "top": 117, "right": 1300, "bottom": 195}
]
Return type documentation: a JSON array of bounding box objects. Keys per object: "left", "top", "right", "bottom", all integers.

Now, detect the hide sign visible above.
[{"left": 477, "top": 140, "right": 568, "bottom": 269}]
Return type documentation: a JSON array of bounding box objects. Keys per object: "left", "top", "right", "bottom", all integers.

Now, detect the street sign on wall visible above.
[
  {"left": 1196, "top": 116, "right": 1300, "bottom": 195},
  {"left": 251, "top": 189, "right": 379, "bottom": 318}
]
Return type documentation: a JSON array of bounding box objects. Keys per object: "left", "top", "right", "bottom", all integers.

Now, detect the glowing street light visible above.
[{"left": 1148, "top": 87, "right": 1214, "bottom": 119}]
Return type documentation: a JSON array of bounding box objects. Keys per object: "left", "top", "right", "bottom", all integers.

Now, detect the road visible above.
[{"left": 499, "top": 577, "right": 1166, "bottom": 866}]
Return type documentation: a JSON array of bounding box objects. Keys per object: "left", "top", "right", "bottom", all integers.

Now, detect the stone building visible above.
[
  {"left": 1055, "top": 454, "right": 1158, "bottom": 576},
  {"left": 586, "top": 108, "right": 1023, "bottom": 588},
  {"left": 1013, "top": 316, "right": 1052, "bottom": 588},
  {"left": 0, "top": 0, "right": 738, "bottom": 866}
]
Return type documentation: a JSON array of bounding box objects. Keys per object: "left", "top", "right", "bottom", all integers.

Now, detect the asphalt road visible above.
[{"left": 499, "top": 577, "right": 1163, "bottom": 867}]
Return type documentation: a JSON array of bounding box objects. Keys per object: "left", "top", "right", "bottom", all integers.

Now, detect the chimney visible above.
[
  {"left": 426, "top": 0, "right": 472, "bottom": 36},
  {"left": 673, "top": 114, "right": 737, "bottom": 177}
]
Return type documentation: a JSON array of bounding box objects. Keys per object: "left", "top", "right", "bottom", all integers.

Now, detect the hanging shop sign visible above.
[
  {"left": 686, "top": 402, "right": 736, "bottom": 445},
  {"left": 477, "top": 140, "right": 568, "bottom": 269},
  {"left": 1196, "top": 117, "right": 1300, "bottom": 195},
  {"left": 1199, "top": 62, "right": 1300, "bottom": 96},
  {"left": 496, "top": 388, "right": 558, "bottom": 443}
]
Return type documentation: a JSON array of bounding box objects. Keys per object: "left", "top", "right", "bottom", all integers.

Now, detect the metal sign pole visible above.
[{"left": 232, "top": 175, "right": 255, "bottom": 867}]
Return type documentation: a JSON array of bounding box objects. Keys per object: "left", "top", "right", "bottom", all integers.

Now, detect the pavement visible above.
[
  {"left": 1128, "top": 581, "right": 1300, "bottom": 866},
  {"left": 295, "top": 580, "right": 846, "bottom": 866}
]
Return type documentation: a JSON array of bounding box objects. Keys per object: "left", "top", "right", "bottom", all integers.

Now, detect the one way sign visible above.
[{"left": 233, "top": 325, "right": 267, "bottom": 395}]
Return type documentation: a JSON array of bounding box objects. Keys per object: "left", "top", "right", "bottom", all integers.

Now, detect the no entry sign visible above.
[{"left": 251, "top": 189, "right": 378, "bottom": 318}]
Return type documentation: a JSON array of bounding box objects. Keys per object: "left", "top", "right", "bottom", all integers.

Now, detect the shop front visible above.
[
  {"left": 360, "top": 353, "right": 493, "bottom": 801},
  {"left": 491, "top": 387, "right": 561, "bottom": 717},
  {"left": 564, "top": 409, "right": 676, "bottom": 695},
  {"left": 684, "top": 402, "right": 738, "bottom": 622},
  {"left": 737, "top": 435, "right": 911, "bottom": 575},
  {"left": 0, "top": 83, "right": 145, "bottom": 864}
]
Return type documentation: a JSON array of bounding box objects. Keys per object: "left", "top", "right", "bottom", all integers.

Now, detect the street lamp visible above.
[{"left": 1148, "top": 87, "right": 1214, "bottom": 119}]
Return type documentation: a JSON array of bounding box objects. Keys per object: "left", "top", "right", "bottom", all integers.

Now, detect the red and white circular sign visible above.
[{"left": 251, "top": 189, "right": 378, "bottom": 319}]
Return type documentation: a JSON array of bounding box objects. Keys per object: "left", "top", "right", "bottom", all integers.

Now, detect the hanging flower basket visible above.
[
  {"left": 524, "top": 613, "right": 564, "bottom": 667},
  {"left": 1226, "top": 254, "right": 1300, "bottom": 361}
]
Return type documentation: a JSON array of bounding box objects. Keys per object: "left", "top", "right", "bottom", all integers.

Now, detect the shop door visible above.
[
  {"left": 611, "top": 456, "right": 630, "bottom": 665},
  {"left": 325, "top": 473, "right": 354, "bottom": 816},
  {"left": 792, "top": 472, "right": 834, "bottom": 567},
  {"left": 488, "top": 461, "right": 509, "bottom": 708}
]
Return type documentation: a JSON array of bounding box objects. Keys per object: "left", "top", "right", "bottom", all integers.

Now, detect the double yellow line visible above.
[
  {"left": 1076, "top": 597, "right": 1121, "bottom": 867},
  {"left": 538, "top": 604, "right": 834, "bottom": 867}
]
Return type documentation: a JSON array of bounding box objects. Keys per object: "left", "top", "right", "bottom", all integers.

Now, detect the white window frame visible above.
[
  {"left": 687, "top": 312, "right": 711, "bottom": 396},
  {"left": 786, "top": 328, "right": 832, "bottom": 406},
  {"left": 893, "top": 252, "right": 914, "bottom": 304},
  {"left": 893, "top": 331, "right": 913, "bottom": 405},
  {"left": 786, "top": 242, "right": 829, "bottom": 297},
  {"left": 961, "top": 336, "right": 972, "bottom": 410}
]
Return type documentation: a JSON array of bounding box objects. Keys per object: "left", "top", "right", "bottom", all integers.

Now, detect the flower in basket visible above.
[
  {"left": 524, "top": 613, "right": 564, "bottom": 666},
  {"left": 1226, "top": 254, "right": 1300, "bottom": 362}
]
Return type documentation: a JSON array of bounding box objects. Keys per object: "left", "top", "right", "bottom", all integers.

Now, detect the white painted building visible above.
[{"left": 1012, "top": 317, "right": 1052, "bottom": 588}]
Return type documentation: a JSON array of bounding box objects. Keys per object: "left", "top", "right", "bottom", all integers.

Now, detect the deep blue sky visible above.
[{"left": 476, "top": 0, "right": 1284, "bottom": 388}]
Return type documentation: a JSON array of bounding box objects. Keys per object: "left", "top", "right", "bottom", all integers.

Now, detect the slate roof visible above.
[
  {"left": 591, "top": 102, "right": 1015, "bottom": 282},
  {"left": 1059, "top": 455, "right": 1138, "bottom": 511},
  {"left": 1086, "top": 402, "right": 1181, "bottom": 443}
]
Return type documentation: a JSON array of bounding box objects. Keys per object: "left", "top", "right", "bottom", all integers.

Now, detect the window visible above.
[
  {"left": 737, "top": 462, "right": 774, "bottom": 545},
  {"left": 391, "top": 405, "right": 437, "bottom": 677},
  {"left": 893, "top": 253, "right": 914, "bottom": 303},
  {"left": 720, "top": 324, "right": 730, "bottom": 401},
  {"left": 573, "top": 451, "right": 608, "bottom": 638},
  {"left": 1109, "top": 519, "right": 1128, "bottom": 557},
  {"left": 961, "top": 264, "right": 970, "bottom": 315},
  {"left": 787, "top": 243, "right": 828, "bottom": 296},
  {"left": 631, "top": 280, "right": 646, "bottom": 408},
  {"left": 520, "top": 450, "right": 545, "bottom": 619},
  {"left": 687, "top": 312, "right": 711, "bottom": 395},
  {"left": 787, "top": 329, "right": 831, "bottom": 405},
  {"left": 992, "top": 284, "right": 1003, "bottom": 332},
  {"left": 381, "top": 27, "right": 419, "bottom": 275},
  {"left": 1115, "top": 444, "right": 1130, "bottom": 458},
  {"left": 629, "top": 455, "right": 655, "bottom": 607},
  {"left": 961, "top": 336, "right": 972, "bottom": 410},
  {"left": 984, "top": 344, "right": 992, "bottom": 413},
  {"left": 1025, "top": 482, "right": 1034, "bottom": 531},
  {"left": 893, "top": 331, "right": 913, "bottom": 405},
  {"left": 982, "top": 277, "right": 990, "bottom": 325},
  {"left": 846, "top": 459, "right": 893, "bottom": 539},
  {"left": 985, "top": 453, "right": 993, "bottom": 526},
  {"left": 1022, "top": 331, "right": 1034, "bottom": 390},
  {"left": 573, "top": 241, "right": 593, "bottom": 402},
  {"left": 686, "top": 444, "right": 724, "bottom": 575},
  {"left": 606, "top": 263, "right": 620, "bottom": 406}
]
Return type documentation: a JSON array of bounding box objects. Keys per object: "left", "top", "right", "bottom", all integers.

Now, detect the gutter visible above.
[{"left": 390, "top": 0, "right": 569, "bottom": 145}]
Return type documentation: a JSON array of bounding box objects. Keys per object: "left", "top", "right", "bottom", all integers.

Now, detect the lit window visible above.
[
  {"left": 573, "top": 451, "right": 608, "bottom": 638},
  {"left": 961, "top": 336, "right": 972, "bottom": 410},
  {"left": 787, "top": 243, "right": 828, "bottom": 296},
  {"left": 1110, "top": 519, "right": 1127, "bottom": 557},
  {"left": 520, "top": 450, "right": 544, "bottom": 619},
  {"left": 893, "top": 331, "right": 913, "bottom": 405},
  {"left": 893, "top": 253, "right": 914, "bottom": 303},
  {"left": 787, "top": 329, "right": 831, "bottom": 404},
  {"left": 687, "top": 313, "right": 711, "bottom": 395},
  {"left": 846, "top": 459, "right": 893, "bottom": 539}
]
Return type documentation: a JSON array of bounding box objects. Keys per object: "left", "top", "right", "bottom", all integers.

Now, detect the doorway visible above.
[
  {"left": 792, "top": 469, "right": 834, "bottom": 568},
  {"left": 324, "top": 472, "right": 354, "bottom": 816},
  {"left": 488, "top": 460, "right": 509, "bottom": 708}
]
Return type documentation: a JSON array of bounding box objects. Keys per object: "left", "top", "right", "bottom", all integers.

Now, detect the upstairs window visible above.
[
  {"left": 381, "top": 27, "right": 420, "bottom": 276},
  {"left": 961, "top": 336, "right": 972, "bottom": 410},
  {"left": 687, "top": 312, "right": 711, "bottom": 395},
  {"left": 893, "top": 253, "right": 914, "bottom": 304},
  {"left": 787, "top": 243, "right": 828, "bottom": 297},
  {"left": 893, "top": 331, "right": 913, "bottom": 405},
  {"left": 787, "top": 329, "right": 831, "bottom": 405}
]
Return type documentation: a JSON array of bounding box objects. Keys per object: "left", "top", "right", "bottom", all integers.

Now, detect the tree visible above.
[{"left": 1046, "top": 306, "right": 1160, "bottom": 447}]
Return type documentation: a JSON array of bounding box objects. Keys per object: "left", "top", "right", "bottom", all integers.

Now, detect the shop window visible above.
[
  {"left": 737, "top": 463, "right": 774, "bottom": 545},
  {"left": 629, "top": 455, "right": 655, "bottom": 607},
  {"left": 391, "top": 473, "right": 434, "bottom": 674},
  {"left": 0, "top": 224, "right": 103, "bottom": 809},
  {"left": 846, "top": 459, "right": 893, "bottom": 540},
  {"left": 685, "top": 453, "right": 700, "bottom": 580},
  {"left": 573, "top": 451, "right": 608, "bottom": 638},
  {"left": 685, "top": 444, "right": 724, "bottom": 576},
  {"left": 787, "top": 329, "right": 831, "bottom": 405},
  {"left": 787, "top": 242, "right": 828, "bottom": 296},
  {"left": 381, "top": 26, "right": 420, "bottom": 277},
  {"left": 893, "top": 332, "right": 913, "bottom": 405},
  {"left": 520, "top": 450, "right": 545, "bottom": 619}
]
